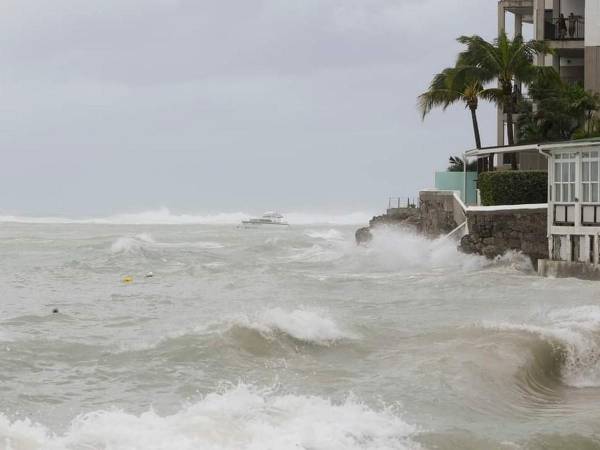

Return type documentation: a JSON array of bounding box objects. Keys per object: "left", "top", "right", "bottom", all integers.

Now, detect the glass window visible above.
[{"left": 578, "top": 151, "right": 600, "bottom": 204}]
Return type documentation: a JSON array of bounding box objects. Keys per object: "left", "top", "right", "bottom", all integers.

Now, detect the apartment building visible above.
[{"left": 492, "top": 0, "right": 599, "bottom": 169}]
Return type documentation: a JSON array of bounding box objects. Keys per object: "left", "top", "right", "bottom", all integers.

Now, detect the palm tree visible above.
[
  {"left": 456, "top": 32, "right": 554, "bottom": 155},
  {"left": 418, "top": 67, "right": 486, "bottom": 149}
]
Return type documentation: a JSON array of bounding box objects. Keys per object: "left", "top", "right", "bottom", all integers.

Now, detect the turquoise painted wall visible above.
[{"left": 434, "top": 171, "right": 478, "bottom": 205}]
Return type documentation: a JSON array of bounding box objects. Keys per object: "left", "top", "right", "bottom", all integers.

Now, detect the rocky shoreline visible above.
[{"left": 355, "top": 207, "right": 422, "bottom": 244}]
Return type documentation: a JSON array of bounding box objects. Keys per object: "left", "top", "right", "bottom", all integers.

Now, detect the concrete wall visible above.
[
  {"left": 539, "top": 259, "right": 600, "bottom": 279},
  {"left": 459, "top": 207, "right": 548, "bottom": 264},
  {"left": 586, "top": 0, "right": 600, "bottom": 46},
  {"left": 585, "top": 46, "right": 600, "bottom": 93},
  {"left": 561, "top": 0, "right": 585, "bottom": 16},
  {"left": 585, "top": 0, "right": 600, "bottom": 94},
  {"left": 419, "top": 190, "right": 463, "bottom": 237}
]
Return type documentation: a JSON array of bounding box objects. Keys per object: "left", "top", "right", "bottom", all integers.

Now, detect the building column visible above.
[
  {"left": 585, "top": 48, "right": 600, "bottom": 94},
  {"left": 497, "top": 110, "right": 505, "bottom": 147},
  {"left": 515, "top": 14, "right": 523, "bottom": 37},
  {"left": 497, "top": 2, "right": 506, "bottom": 148},
  {"left": 585, "top": 0, "right": 600, "bottom": 94},
  {"left": 498, "top": 2, "right": 506, "bottom": 35},
  {"left": 534, "top": 0, "right": 546, "bottom": 65},
  {"left": 552, "top": 0, "right": 560, "bottom": 16},
  {"left": 553, "top": 53, "right": 560, "bottom": 75}
]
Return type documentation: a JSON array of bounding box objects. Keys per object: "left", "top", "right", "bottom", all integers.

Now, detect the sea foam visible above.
[{"left": 0, "top": 384, "right": 418, "bottom": 450}]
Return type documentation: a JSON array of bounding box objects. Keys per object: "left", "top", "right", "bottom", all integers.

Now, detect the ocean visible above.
[{"left": 1, "top": 217, "right": 600, "bottom": 449}]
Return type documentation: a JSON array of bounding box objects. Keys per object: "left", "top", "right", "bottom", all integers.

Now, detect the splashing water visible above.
[{"left": 0, "top": 384, "right": 418, "bottom": 450}]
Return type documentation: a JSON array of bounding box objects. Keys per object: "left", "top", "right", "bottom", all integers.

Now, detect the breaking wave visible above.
[
  {"left": 110, "top": 233, "right": 224, "bottom": 254},
  {"left": 110, "top": 233, "right": 156, "bottom": 253},
  {"left": 228, "top": 308, "right": 356, "bottom": 345},
  {"left": 483, "top": 305, "right": 600, "bottom": 388},
  {"left": 0, "top": 208, "right": 372, "bottom": 225},
  {"left": 114, "top": 308, "right": 356, "bottom": 355},
  {"left": 305, "top": 229, "right": 344, "bottom": 240},
  {"left": 0, "top": 384, "right": 418, "bottom": 450}
]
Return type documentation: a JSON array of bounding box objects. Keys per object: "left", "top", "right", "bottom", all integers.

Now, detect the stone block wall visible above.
[
  {"left": 419, "top": 190, "right": 464, "bottom": 237},
  {"left": 460, "top": 208, "right": 548, "bottom": 264}
]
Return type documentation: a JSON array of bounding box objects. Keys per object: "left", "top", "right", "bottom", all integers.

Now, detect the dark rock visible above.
[
  {"left": 459, "top": 234, "right": 477, "bottom": 254},
  {"left": 355, "top": 227, "right": 373, "bottom": 245},
  {"left": 482, "top": 245, "right": 499, "bottom": 258}
]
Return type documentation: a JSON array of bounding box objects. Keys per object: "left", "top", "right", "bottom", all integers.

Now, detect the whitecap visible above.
[
  {"left": 305, "top": 229, "right": 344, "bottom": 240},
  {"left": 0, "top": 384, "right": 418, "bottom": 450},
  {"left": 110, "top": 233, "right": 155, "bottom": 254},
  {"left": 229, "top": 308, "right": 357, "bottom": 345}
]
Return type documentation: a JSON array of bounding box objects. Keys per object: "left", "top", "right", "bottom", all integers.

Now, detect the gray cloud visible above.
[{"left": 0, "top": 0, "right": 513, "bottom": 216}]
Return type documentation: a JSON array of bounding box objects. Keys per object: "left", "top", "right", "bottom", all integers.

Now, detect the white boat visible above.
[{"left": 241, "top": 212, "right": 289, "bottom": 228}]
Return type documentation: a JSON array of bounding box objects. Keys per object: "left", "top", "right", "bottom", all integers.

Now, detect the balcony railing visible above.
[
  {"left": 388, "top": 197, "right": 418, "bottom": 210},
  {"left": 544, "top": 17, "right": 585, "bottom": 41}
]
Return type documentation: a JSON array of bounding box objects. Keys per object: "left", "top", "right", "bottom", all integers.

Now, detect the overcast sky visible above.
[{"left": 0, "top": 0, "right": 525, "bottom": 216}]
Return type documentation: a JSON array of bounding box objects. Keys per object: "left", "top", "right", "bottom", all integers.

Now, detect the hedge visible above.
[{"left": 478, "top": 171, "right": 547, "bottom": 206}]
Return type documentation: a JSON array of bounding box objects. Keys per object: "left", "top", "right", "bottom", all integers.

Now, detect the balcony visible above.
[{"left": 544, "top": 17, "right": 585, "bottom": 41}]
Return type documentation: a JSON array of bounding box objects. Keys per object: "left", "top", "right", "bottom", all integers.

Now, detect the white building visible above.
[
  {"left": 466, "top": 138, "right": 600, "bottom": 273},
  {"left": 545, "top": 139, "right": 600, "bottom": 263}
]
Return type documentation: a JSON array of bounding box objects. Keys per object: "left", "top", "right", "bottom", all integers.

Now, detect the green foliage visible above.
[
  {"left": 418, "top": 67, "right": 485, "bottom": 149},
  {"left": 455, "top": 32, "right": 555, "bottom": 146},
  {"left": 479, "top": 171, "right": 547, "bottom": 206},
  {"left": 518, "top": 79, "right": 600, "bottom": 143},
  {"left": 447, "top": 155, "right": 477, "bottom": 172}
]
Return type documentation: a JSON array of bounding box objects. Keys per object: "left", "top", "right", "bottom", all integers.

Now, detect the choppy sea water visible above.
[{"left": 2, "top": 222, "right": 600, "bottom": 449}]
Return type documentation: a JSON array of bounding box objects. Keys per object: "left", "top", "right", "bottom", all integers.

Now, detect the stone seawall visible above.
[
  {"left": 419, "top": 190, "right": 465, "bottom": 237},
  {"left": 358, "top": 190, "right": 549, "bottom": 266},
  {"left": 460, "top": 208, "right": 548, "bottom": 264}
]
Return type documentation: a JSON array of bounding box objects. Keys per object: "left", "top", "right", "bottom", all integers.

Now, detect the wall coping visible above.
[{"left": 467, "top": 203, "right": 547, "bottom": 213}]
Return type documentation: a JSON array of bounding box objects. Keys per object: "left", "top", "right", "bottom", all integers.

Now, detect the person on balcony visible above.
[
  {"left": 558, "top": 13, "right": 567, "bottom": 39},
  {"left": 568, "top": 12, "right": 577, "bottom": 38}
]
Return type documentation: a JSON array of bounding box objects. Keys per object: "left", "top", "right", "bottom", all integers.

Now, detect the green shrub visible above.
[{"left": 479, "top": 171, "right": 547, "bottom": 206}]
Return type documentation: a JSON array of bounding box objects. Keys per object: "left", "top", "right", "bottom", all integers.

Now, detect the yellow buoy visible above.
[{"left": 122, "top": 276, "right": 133, "bottom": 284}]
